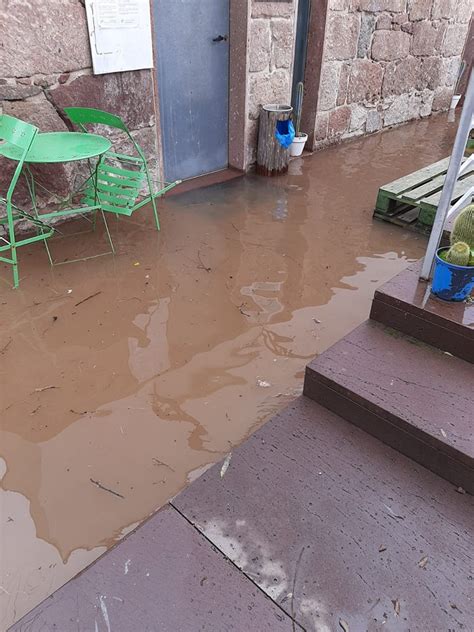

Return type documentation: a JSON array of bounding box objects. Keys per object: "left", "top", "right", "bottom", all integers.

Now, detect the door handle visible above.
[{"left": 212, "top": 35, "right": 228, "bottom": 42}]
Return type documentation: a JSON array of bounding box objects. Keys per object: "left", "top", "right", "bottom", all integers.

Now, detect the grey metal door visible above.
[{"left": 153, "top": 0, "right": 230, "bottom": 181}]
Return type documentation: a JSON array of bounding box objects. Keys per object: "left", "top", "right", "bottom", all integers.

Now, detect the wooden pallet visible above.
[{"left": 374, "top": 157, "right": 474, "bottom": 233}]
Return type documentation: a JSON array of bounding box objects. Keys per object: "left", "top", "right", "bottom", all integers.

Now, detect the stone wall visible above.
[
  {"left": 245, "top": 1, "right": 297, "bottom": 166},
  {"left": 313, "top": 0, "right": 472, "bottom": 148},
  {"left": 3, "top": 0, "right": 470, "bottom": 188},
  {"left": 0, "top": 0, "right": 159, "bottom": 211}
]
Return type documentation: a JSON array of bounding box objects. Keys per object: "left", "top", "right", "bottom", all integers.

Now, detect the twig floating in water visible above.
[
  {"left": 42, "top": 316, "right": 58, "bottom": 336},
  {"left": 0, "top": 339, "right": 12, "bottom": 355},
  {"left": 152, "top": 457, "right": 175, "bottom": 471},
  {"left": 34, "top": 385, "right": 58, "bottom": 393},
  {"left": 238, "top": 303, "right": 251, "bottom": 317},
  {"left": 197, "top": 250, "right": 211, "bottom": 272},
  {"left": 74, "top": 291, "right": 102, "bottom": 307},
  {"left": 90, "top": 478, "right": 125, "bottom": 499}
]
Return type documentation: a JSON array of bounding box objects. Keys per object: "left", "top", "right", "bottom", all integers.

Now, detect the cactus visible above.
[
  {"left": 450, "top": 204, "right": 474, "bottom": 249},
  {"left": 469, "top": 250, "right": 474, "bottom": 266},
  {"left": 445, "top": 241, "right": 471, "bottom": 266}
]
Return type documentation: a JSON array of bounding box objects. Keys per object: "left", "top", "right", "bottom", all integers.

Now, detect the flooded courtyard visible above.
[{"left": 0, "top": 115, "right": 455, "bottom": 628}]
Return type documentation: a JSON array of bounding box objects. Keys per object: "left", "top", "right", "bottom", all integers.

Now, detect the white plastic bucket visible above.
[{"left": 289, "top": 133, "right": 308, "bottom": 157}]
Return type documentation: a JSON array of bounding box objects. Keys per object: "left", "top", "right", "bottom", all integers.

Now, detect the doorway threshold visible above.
[{"left": 165, "top": 168, "right": 244, "bottom": 197}]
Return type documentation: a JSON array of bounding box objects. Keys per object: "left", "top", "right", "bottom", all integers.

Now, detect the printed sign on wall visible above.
[{"left": 86, "top": 0, "right": 154, "bottom": 74}]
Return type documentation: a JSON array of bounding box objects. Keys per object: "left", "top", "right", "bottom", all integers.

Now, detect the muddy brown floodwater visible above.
[{"left": 0, "top": 115, "right": 455, "bottom": 629}]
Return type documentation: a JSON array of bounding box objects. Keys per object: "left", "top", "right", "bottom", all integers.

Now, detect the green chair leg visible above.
[
  {"left": 23, "top": 167, "right": 54, "bottom": 266},
  {"left": 101, "top": 210, "right": 115, "bottom": 254},
  {"left": 144, "top": 167, "right": 160, "bottom": 231},
  {"left": 11, "top": 246, "right": 19, "bottom": 289},
  {"left": 0, "top": 115, "right": 60, "bottom": 287}
]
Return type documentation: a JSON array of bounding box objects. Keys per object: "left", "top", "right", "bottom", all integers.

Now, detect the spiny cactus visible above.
[
  {"left": 469, "top": 250, "right": 474, "bottom": 266},
  {"left": 445, "top": 241, "right": 471, "bottom": 266},
  {"left": 451, "top": 204, "right": 474, "bottom": 249}
]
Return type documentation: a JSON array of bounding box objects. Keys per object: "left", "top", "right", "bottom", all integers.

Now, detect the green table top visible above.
[{"left": 0, "top": 132, "right": 112, "bottom": 163}]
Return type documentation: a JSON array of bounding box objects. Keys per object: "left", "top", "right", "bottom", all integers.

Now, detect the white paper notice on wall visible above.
[{"left": 85, "top": 0, "right": 154, "bottom": 74}]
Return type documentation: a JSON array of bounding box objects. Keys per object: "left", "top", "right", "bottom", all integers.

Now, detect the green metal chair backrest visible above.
[
  {"left": 64, "top": 107, "right": 146, "bottom": 162},
  {"left": 64, "top": 106, "right": 165, "bottom": 228},
  {"left": 64, "top": 107, "right": 129, "bottom": 134},
  {"left": 0, "top": 114, "right": 38, "bottom": 202}
]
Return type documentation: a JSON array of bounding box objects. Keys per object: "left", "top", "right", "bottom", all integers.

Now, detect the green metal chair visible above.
[
  {"left": 64, "top": 107, "right": 179, "bottom": 231},
  {"left": 0, "top": 115, "right": 54, "bottom": 288}
]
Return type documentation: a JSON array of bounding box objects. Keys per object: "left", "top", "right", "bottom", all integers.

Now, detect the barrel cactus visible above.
[
  {"left": 450, "top": 204, "right": 474, "bottom": 249},
  {"left": 445, "top": 241, "right": 471, "bottom": 266}
]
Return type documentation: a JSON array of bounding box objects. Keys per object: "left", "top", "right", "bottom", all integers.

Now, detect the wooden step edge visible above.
[
  {"left": 372, "top": 287, "right": 471, "bottom": 338},
  {"left": 303, "top": 371, "right": 474, "bottom": 494},
  {"left": 370, "top": 294, "right": 474, "bottom": 364}
]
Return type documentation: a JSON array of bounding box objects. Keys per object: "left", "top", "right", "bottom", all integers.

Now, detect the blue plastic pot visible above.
[{"left": 431, "top": 247, "right": 474, "bottom": 301}]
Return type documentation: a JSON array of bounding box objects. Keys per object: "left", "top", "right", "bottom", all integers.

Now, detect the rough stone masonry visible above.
[
  {"left": 0, "top": 0, "right": 158, "bottom": 212},
  {"left": 313, "top": 0, "right": 472, "bottom": 148},
  {"left": 0, "top": 0, "right": 472, "bottom": 197}
]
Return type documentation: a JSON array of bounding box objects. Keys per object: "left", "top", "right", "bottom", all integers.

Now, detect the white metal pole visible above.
[{"left": 420, "top": 69, "right": 474, "bottom": 280}]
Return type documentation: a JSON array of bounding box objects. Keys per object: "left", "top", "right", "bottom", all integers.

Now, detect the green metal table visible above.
[
  {"left": 0, "top": 131, "right": 112, "bottom": 222},
  {"left": 0, "top": 131, "right": 114, "bottom": 264},
  {"left": 0, "top": 131, "right": 111, "bottom": 163}
]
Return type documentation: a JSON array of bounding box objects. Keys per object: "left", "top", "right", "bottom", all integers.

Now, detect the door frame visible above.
[
  {"left": 149, "top": 0, "right": 249, "bottom": 181},
  {"left": 299, "top": 0, "right": 329, "bottom": 150}
]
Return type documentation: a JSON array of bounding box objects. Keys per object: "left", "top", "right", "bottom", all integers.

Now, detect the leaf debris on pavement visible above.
[
  {"left": 383, "top": 504, "right": 405, "bottom": 520},
  {"left": 339, "top": 618, "right": 349, "bottom": 632},
  {"left": 392, "top": 598, "right": 400, "bottom": 616},
  {"left": 291, "top": 547, "right": 305, "bottom": 632},
  {"left": 220, "top": 452, "right": 232, "bottom": 478},
  {"left": 418, "top": 555, "right": 428, "bottom": 569}
]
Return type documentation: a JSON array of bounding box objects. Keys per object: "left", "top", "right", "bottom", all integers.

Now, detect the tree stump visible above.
[{"left": 256, "top": 104, "right": 293, "bottom": 176}]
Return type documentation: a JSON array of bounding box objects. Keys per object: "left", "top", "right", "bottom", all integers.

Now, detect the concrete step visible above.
[
  {"left": 174, "top": 397, "right": 474, "bottom": 631},
  {"left": 370, "top": 260, "right": 474, "bottom": 364},
  {"left": 304, "top": 320, "right": 474, "bottom": 493}
]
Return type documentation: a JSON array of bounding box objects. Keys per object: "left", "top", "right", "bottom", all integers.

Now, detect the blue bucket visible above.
[{"left": 431, "top": 247, "right": 474, "bottom": 301}]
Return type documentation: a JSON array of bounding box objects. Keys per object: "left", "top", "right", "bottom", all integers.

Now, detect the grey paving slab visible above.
[
  {"left": 10, "top": 506, "right": 297, "bottom": 632},
  {"left": 173, "top": 397, "right": 474, "bottom": 632}
]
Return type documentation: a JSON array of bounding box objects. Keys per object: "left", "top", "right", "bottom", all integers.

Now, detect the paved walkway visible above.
[
  {"left": 11, "top": 396, "right": 474, "bottom": 631},
  {"left": 10, "top": 504, "right": 298, "bottom": 631}
]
